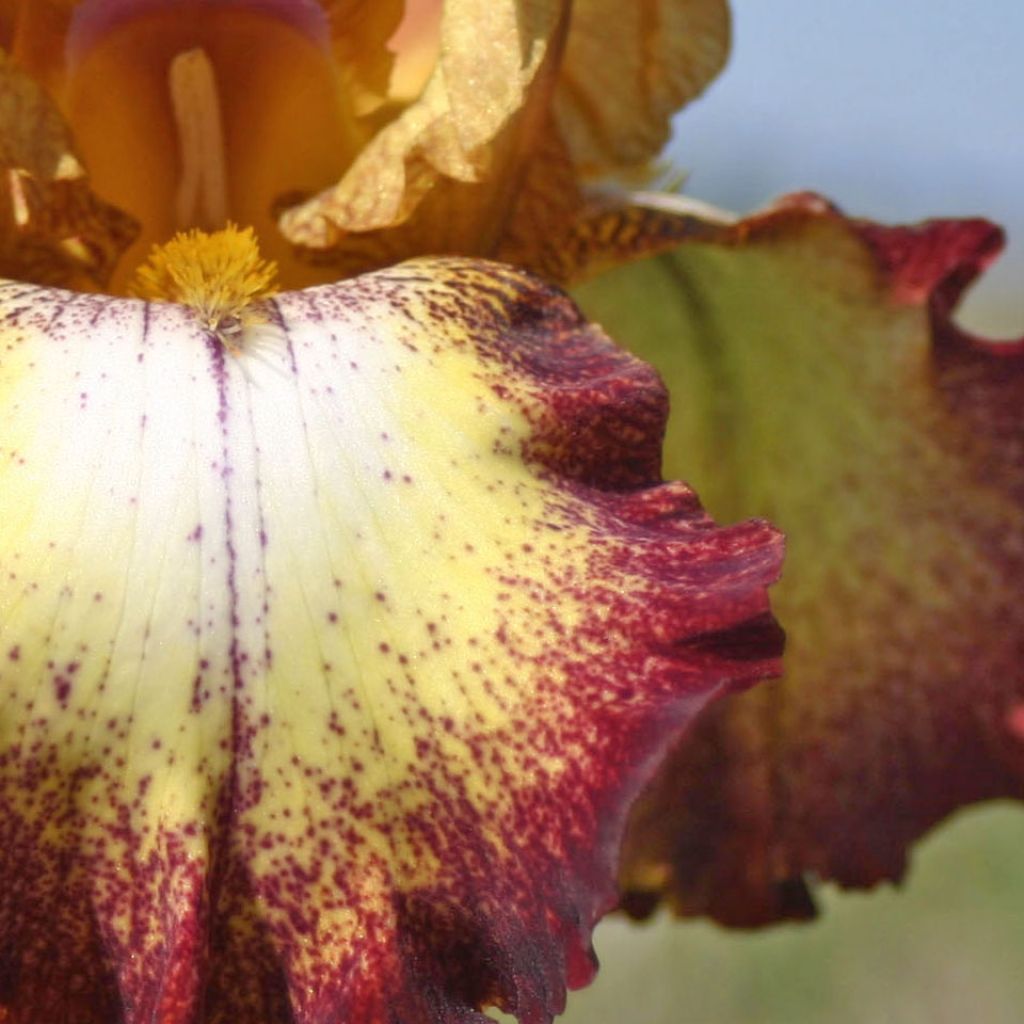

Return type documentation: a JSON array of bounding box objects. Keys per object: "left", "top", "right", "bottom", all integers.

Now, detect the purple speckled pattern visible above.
[{"left": 0, "top": 258, "right": 782, "bottom": 1023}]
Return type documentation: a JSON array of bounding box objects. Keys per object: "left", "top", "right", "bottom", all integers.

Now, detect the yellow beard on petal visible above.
[{"left": 131, "top": 223, "right": 279, "bottom": 342}]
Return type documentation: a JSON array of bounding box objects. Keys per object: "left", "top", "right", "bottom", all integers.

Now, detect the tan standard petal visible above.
[
  {"left": 554, "top": 0, "right": 730, "bottom": 174},
  {"left": 574, "top": 194, "right": 1024, "bottom": 926},
  {"left": 0, "top": 49, "right": 136, "bottom": 288},
  {"left": 278, "top": 0, "right": 568, "bottom": 254},
  {"left": 0, "top": 259, "right": 781, "bottom": 1021}
]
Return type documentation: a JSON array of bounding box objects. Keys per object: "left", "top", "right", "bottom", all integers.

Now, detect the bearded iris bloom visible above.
[
  {"left": 2, "top": 1, "right": 1023, "bottom": 1022},
  {"left": 0, "top": 2, "right": 783, "bottom": 1022}
]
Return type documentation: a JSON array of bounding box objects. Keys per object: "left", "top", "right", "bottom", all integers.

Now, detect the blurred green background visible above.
[
  {"left": 563, "top": 805, "right": 1024, "bottom": 1024},
  {"left": 560, "top": 2, "right": 1024, "bottom": 1021}
]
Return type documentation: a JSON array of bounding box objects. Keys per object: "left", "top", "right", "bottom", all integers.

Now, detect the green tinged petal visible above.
[{"left": 575, "top": 194, "right": 1024, "bottom": 925}]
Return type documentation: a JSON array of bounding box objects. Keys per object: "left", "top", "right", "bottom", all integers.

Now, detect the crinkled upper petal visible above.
[
  {"left": 278, "top": 0, "right": 567, "bottom": 248},
  {"left": 573, "top": 193, "right": 1024, "bottom": 926},
  {"left": 277, "top": 0, "right": 732, "bottom": 278},
  {"left": 554, "top": 0, "right": 730, "bottom": 173},
  {"left": 0, "top": 258, "right": 782, "bottom": 1021}
]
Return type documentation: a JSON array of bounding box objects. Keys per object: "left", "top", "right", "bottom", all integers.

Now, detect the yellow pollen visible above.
[{"left": 132, "top": 223, "right": 279, "bottom": 342}]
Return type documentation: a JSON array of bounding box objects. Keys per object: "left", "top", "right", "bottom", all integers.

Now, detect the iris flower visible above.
[
  {"left": 0, "top": 2, "right": 781, "bottom": 1022},
  {"left": 1, "top": 1, "right": 1022, "bottom": 1023}
]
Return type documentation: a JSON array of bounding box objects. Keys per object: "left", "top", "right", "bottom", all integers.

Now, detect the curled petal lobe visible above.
[
  {"left": 0, "top": 259, "right": 781, "bottom": 1020},
  {"left": 573, "top": 195, "right": 1024, "bottom": 926}
]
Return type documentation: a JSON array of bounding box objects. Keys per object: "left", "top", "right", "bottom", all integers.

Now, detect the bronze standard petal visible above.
[
  {"left": 278, "top": 1, "right": 733, "bottom": 282},
  {"left": 0, "top": 259, "right": 781, "bottom": 1021},
  {"left": 573, "top": 194, "right": 1024, "bottom": 926},
  {"left": 278, "top": 0, "right": 569, "bottom": 253}
]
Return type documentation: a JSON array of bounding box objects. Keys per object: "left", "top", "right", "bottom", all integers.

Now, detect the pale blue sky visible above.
[{"left": 669, "top": 0, "right": 1024, "bottom": 333}]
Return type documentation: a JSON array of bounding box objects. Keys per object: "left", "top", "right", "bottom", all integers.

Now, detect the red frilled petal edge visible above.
[
  {"left": 0, "top": 259, "right": 782, "bottom": 1022},
  {"left": 573, "top": 193, "right": 1024, "bottom": 926}
]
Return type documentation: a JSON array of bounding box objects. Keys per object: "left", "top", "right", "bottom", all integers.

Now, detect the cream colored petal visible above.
[{"left": 555, "top": 0, "right": 730, "bottom": 173}]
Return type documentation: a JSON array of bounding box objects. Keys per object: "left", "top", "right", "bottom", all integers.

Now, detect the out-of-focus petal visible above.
[
  {"left": 574, "top": 194, "right": 1024, "bottom": 926},
  {"left": 0, "top": 259, "right": 781, "bottom": 1019},
  {"left": 383, "top": 0, "right": 441, "bottom": 105},
  {"left": 0, "top": 50, "right": 137, "bottom": 288},
  {"left": 1, "top": 1, "right": 76, "bottom": 91},
  {"left": 320, "top": 0, "right": 404, "bottom": 107},
  {"left": 555, "top": 0, "right": 730, "bottom": 174}
]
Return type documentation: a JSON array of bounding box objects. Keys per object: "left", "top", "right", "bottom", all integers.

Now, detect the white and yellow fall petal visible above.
[{"left": 0, "top": 258, "right": 781, "bottom": 1023}]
